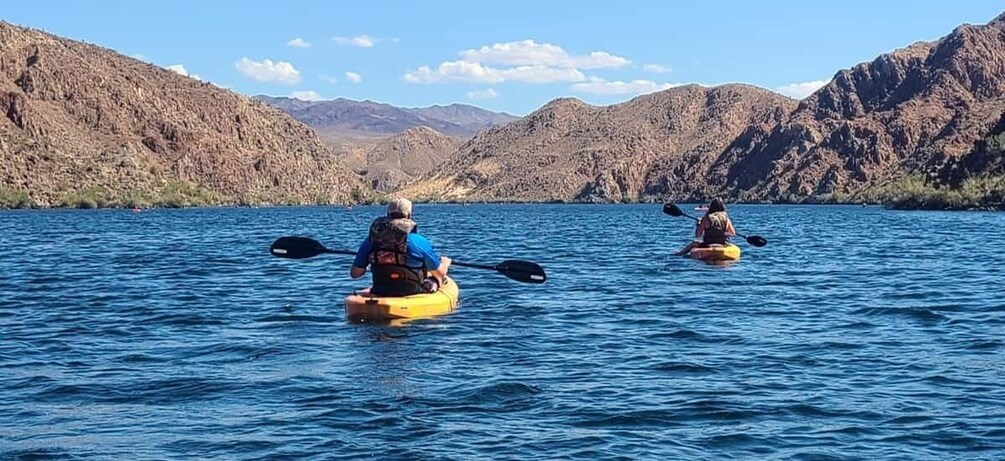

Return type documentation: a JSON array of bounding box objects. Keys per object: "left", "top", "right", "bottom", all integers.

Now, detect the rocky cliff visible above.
[{"left": 729, "top": 13, "right": 1005, "bottom": 201}]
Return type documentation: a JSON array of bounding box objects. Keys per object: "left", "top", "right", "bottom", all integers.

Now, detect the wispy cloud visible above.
[
  {"left": 775, "top": 79, "right": 829, "bottom": 99},
  {"left": 332, "top": 35, "right": 375, "bottom": 48},
  {"left": 286, "top": 38, "right": 311, "bottom": 48},
  {"left": 290, "top": 90, "right": 325, "bottom": 101},
  {"left": 405, "top": 61, "right": 585, "bottom": 84},
  {"left": 319, "top": 74, "right": 338, "bottom": 84},
  {"left": 466, "top": 88, "right": 499, "bottom": 100},
  {"left": 570, "top": 77, "right": 677, "bottom": 95},
  {"left": 166, "top": 64, "right": 201, "bottom": 81},
  {"left": 235, "top": 57, "right": 301, "bottom": 84},
  {"left": 344, "top": 71, "right": 362, "bottom": 83},
  {"left": 642, "top": 63, "right": 672, "bottom": 74}
]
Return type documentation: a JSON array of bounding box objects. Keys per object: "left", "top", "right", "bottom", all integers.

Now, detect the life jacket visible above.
[
  {"left": 702, "top": 211, "right": 730, "bottom": 245},
  {"left": 368, "top": 216, "right": 425, "bottom": 296}
]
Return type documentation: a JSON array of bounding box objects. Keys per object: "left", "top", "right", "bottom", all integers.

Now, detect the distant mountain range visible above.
[
  {"left": 3, "top": 13, "right": 1004, "bottom": 209},
  {"left": 255, "top": 96, "right": 520, "bottom": 139}
]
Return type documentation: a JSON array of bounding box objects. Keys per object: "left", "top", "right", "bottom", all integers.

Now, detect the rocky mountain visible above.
[
  {"left": 0, "top": 21, "right": 367, "bottom": 208},
  {"left": 337, "top": 126, "right": 464, "bottom": 192},
  {"left": 728, "top": 12, "right": 1005, "bottom": 202},
  {"left": 256, "top": 96, "right": 520, "bottom": 139},
  {"left": 402, "top": 84, "right": 795, "bottom": 202}
]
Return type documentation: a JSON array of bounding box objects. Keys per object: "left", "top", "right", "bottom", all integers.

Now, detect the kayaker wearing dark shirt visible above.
[
  {"left": 675, "top": 198, "right": 737, "bottom": 256},
  {"left": 350, "top": 198, "right": 451, "bottom": 296}
]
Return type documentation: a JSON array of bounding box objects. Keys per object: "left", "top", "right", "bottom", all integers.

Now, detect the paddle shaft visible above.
[
  {"left": 451, "top": 261, "right": 497, "bottom": 271},
  {"left": 269, "top": 236, "right": 547, "bottom": 283},
  {"left": 324, "top": 247, "right": 498, "bottom": 271}
]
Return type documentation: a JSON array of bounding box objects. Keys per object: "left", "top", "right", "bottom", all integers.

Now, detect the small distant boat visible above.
[
  {"left": 694, "top": 206, "right": 709, "bottom": 211},
  {"left": 132, "top": 208, "right": 142, "bottom": 213}
]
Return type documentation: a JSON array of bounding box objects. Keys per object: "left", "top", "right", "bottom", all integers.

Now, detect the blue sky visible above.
[{"left": 2, "top": 1, "right": 1002, "bottom": 115}]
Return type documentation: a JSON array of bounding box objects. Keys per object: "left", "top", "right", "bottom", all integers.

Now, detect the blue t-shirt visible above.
[{"left": 352, "top": 233, "right": 442, "bottom": 271}]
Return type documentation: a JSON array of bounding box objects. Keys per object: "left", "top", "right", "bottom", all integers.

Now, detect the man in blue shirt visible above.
[{"left": 350, "top": 198, "right": 451, "bottom": 296}]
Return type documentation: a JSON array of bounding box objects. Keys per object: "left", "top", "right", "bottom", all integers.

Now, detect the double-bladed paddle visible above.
[
  {"left": 662, "top": 203, "right": 768, "bottom": 247},
  {"left": 269, "top": 236, "right": 547, "bottom": 284}
]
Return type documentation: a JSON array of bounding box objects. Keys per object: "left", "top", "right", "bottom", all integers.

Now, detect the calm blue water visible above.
[{"left": 1, "top": 204, "right": 1003, "bottom": 460}]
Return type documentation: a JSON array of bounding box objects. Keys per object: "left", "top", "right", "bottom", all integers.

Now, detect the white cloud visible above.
[
  {"left": 775, "top": 79, "right": 829, "bottom": 99},
  {"left": 344, "top": 71, "right": 362, "bottom": 83},
  {"left": 333, "top": 35, "right": 375, "bottom": 47},
  {"left": 458, "top": 40, "right": 629, "bottom": 69},
  {"left": 166, "top": 64, "right": 201, "bottom": 81},
  {"left": 405, "top": 61, "right": 502, "bottom": 84},
  {"left": 319, "top": 74, "right": 338, "bottom": 84},
  {"left": 235, "top": 57, "right": 301, "bottom": 84},
  {"left": 404, "top": 61, "right": 585, "bottom": 84},
  {"left": 502, "top": 65, "right": 586, "bottom": 84},
  {"left": 643, "top": 63, "right": 672, "bottom": 74},
  {"left": 467, "top": 88, "right": 499, "bottom": 100},
  {"left": 402, "top": 39, "right": 635, "bottom": 86},
  {"left": 287, "top": 38, "right": 311, "bottom": 48},
  {"left": 570, "top": 77, "right": 677, "bottom": 95},
  {"left": 290, "top": 90, "right": 325, "bottom": 101}
]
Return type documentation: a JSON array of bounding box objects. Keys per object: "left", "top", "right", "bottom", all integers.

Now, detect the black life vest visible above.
[
  {"left": 702, "top": 211, "right": 730, "bottom": 245},
  {"left": 368, "top": 217, "right": 425, "bottom": 296}
]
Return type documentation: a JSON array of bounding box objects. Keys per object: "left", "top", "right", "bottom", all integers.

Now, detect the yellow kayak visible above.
[
  {"left": 688, "top": 244, "right": 741, "bottom": 262},
  {"left": 345, "top": 277, "right": 460, "bottom": 322}
]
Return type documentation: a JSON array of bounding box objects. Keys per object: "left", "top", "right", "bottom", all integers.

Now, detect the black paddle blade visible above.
[
  {"left": 270, "top": 236, "right": 330, "bottom": 259},
  {"left": 495, "top": 260, "right": 547, "bottom": 284},
  {"left": 746, "top": 235, "right": 768, "bottom": 247},
  {"left": 662, "top": 203, "right": 684, "bottom": 217}
]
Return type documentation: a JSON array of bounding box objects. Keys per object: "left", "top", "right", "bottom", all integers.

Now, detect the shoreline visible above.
[{"left": 2, "top": 200, "right": 1000, "bottom": 212}]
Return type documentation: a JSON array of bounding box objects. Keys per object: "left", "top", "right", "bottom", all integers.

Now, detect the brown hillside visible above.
[{"left": 0, "top": 21, "right": 366, "bottom": 207}]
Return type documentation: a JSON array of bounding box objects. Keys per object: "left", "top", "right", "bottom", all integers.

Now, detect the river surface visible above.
[{"left": 1, "top": 204, "right": 1003, "bottom": 460}]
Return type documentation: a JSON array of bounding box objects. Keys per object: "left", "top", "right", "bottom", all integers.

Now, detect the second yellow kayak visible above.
[
  {"left": 345, "top": 277, "right": 460, "bottom": 322},
  {"left": 688, "top": 244, "right": 742, "bottom": 262}
]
